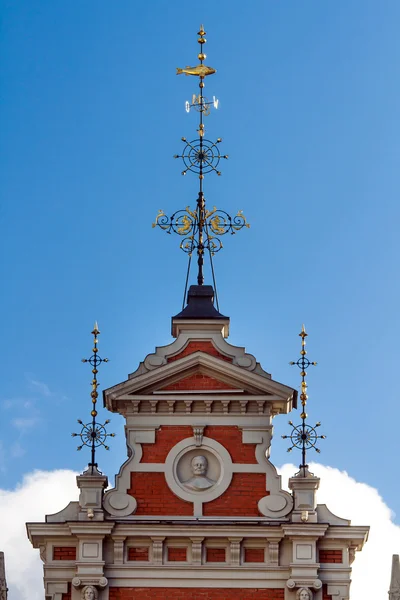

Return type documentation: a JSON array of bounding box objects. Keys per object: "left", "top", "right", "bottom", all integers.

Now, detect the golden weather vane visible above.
[
  {"left": 282, "top": 325, "right": 326, "bottom": 475},
  {"left": 153, "top": 26, "right": 249, "bottom": 308},
  {"left": 72, "top": 322, "right": 115, "bottom": 474}
]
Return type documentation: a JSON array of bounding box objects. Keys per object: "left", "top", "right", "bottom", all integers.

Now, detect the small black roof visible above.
[{"left": 173, "top": 285, "right": 228, "bottom": 320}]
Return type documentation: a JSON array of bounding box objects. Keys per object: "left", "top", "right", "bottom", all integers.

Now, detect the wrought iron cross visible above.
[
  {"left": 72, "top": 322, "right": 115, "bottom": 473},
  {"left": 282, "top": 325, "right": 326, "bottom": 474}
]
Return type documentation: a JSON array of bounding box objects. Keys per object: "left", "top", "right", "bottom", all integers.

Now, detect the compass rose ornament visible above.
[
  {"left": 282, "top": 325, "right": 326, "bottom": 475},
  {"left": 72, "top": 322, "right": 115, "bottom": 473},
  {"left": 153, "top": 26, "right": 249, "bottom": 308}
]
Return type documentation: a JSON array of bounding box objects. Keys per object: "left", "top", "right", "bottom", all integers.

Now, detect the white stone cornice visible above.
[
  {"left": 104, "top": 351, "right": 295, "bottom": 412},
  {"left": 27, "top": 523, "right": 71, "bottom": 546},
  {"left": 68, "top": 523, "right": 115, "bottom": 536},
  {"left": 323, "top": 525, "right": 369, "bottom": 550},
  {"left": 110, "top": 523, "right": 286, "bottom": 538},
  {"left": 282, "top": 524, "right": 329, "bottom": 538}
]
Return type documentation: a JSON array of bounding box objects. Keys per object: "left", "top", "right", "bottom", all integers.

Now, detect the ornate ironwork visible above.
[
  {"left": 72, "top": 322, "right": 115, "bottom": 473},
  {"left": 153, "top": 26, "right": 249, "bottom": 292},
  {"left": 282, "top": 325, "right": 326, "bottom": 474}
]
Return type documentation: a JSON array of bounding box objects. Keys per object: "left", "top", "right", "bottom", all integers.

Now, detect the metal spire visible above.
[
  {"left": 282, "top": 325, "right": 326, "bottom": 475},
  {"left": 153, "top": 26, "right": 249, "bottom": 305},
  {"left": 72, "top": 322, "right": 115, "bottom": 474}
]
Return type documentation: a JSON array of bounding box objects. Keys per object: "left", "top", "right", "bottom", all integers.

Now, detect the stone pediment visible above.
[{"left": 104, "top": 351, "right": 297, "bottom": 417}]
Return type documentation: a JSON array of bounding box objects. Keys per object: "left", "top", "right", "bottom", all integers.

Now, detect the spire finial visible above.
[
  {"left": 153, "top": 27, "right": 249, "bottom": 308},
  {"left": 72, "top": 323, "right": 115, "bottom": 474},
  {"left": 282, "top": 326, "right": 326, "bottom": 475}
]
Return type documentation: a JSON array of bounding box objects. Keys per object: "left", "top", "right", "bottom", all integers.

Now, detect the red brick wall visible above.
[
  {"left": 62, "top": 584, "right": 71, "bottom": 600},
  {"left": 319, "top": 549, "right": 343, "bottom": 563},
  {"left": 204, "top": 426, "right": 258, "bottom": 463},
  {"left": 133, "top": 426, "right": 266, "bottom": 516},
  {"left": 167, "top": 341, "right": 232, "bottom": 363},
  {"left": 167, "top": 547, "right": 187, "bottom": 561},
  {"left": 128, "top": 472, "right": 192, "bottom": 516},
  {"left": 109, "top": 589, "right": 284, "bottom": 599},
  {"left": 161, "top": 372, "right": 236, "bottom": 391},
  {"left": 53, "top": 547, "right": 76, "bottom": 560},
  {"left": 128, "top": 547, "right": 149, "bottom": 561},
  {"left": 141, "top": 426, "right": 257, "bottom": 464},
  {"left": 322, "top": 585, "right": 333, "bottom": 600},
  {"left": 203, "top": 473, "right": 267, "bottom": 516},
  {"left": 244, "top": 548, "right": 265, "bottom": 562},
  {"left": 141, "top": 426, "right": 193, "bottom": 463},
  {"left": 206, "top": 548, "right": 226, "bottom": 562}
]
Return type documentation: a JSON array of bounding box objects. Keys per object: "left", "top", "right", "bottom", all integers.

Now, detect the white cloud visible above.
[
  {"left": 10, "top": 441, "right": 25, "bottom": 458},
  {"left": 11, "top": 417, "right": 40, "bottom": 431},
  {"left": 26, "top": 376, "right": 51, "bottom": 398},
  {"left": 0, "top": 469, "right": 78, "bottom": 600},
  {"left": 278, "top": 462, "right": 400, "bottom": 599},
  {"left": 0, "top": 464, "right": 398, "bottom": 600}
]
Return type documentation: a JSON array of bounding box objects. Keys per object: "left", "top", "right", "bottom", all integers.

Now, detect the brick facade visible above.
[
  {"left": 128, "top": 472, "right": 192, "bottom": 516},
  {"left": 167, "top": 341, "right": 232, "bottom": 363},
  {"left": 167, "top": 547, "right": 187, "bottom": 561},
  {"left": 128, "top": 547, "right": 149, "bottom": 561},
  {"left": 206, "top": 547, "right": 226, "bottom": 562},
  {"left": 203, "top": 473, "right": 267, "bottom": 516},
  {"left": 319, "top": 549, "right": 343, "bottom": 563},
  {"left": 161, "top": 372, "right": 237, "bottom": 391},
  {"left": 141, "top": 426, "right": 193, "bottom": 463},
  {"left": 109, "top": 589, "right": 284, "bottom": 599},
  {"left": 53, "top": 547, "right": 76, "bottom": 560},
  {"left": 204, "top": 426, "right": 258, "bottom": 464},
  {"left": 244, "top": 548, "right": 265, "bottom": 563},
  {"left": 140, "top": 426, "right": 257, "bottom": 465}
]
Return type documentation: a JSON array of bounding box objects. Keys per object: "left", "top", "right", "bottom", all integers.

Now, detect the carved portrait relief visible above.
[
  {"left": 176, "top": 449, "right": 220, "bottom": 494},
  {"left": 183, "top": 455, "right": 216, "bottom": 491},
  {"left": 81, "top": 586, "right": 98, "bottom": 600},
  {"left": 296, "top": 588, "right": 313, "bottom": 600}
]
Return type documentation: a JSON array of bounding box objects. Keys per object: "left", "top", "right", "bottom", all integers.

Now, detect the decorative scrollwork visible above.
[
  {"left": 72, "top": 419, "right": 115, "bottom": 451},
  {"left": 154, "top": 202, "right": 249, "bottom": 257},
  {"left": 282, "top": 421, "right": 325, "bottom": 454}
]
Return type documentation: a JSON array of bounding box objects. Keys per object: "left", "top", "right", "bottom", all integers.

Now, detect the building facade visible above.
[{"left": 27, "top": 285, "right": 368, "bottom": 600}]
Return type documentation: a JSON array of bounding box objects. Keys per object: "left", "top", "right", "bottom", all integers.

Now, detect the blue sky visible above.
[{"left": 1, "top": 0, "right": 399, "bottom": 523}]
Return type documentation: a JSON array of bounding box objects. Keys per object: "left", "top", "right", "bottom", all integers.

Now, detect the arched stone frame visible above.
[{"left": 164, "top": 436, "right": 234, "bottom": 516}]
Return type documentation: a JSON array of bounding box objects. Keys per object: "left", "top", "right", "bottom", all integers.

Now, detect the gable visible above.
[
  {"left": 159, "top": 371, "right": 241, "bottom": 392},
  {"left": 166, "top": 341, "right": 232, "bottom": 363}
]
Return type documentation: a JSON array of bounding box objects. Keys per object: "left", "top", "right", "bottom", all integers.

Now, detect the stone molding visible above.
[
  {"left": 164, "top": 436, "right": 234, "bottom": 515},
  {"left": 138, "top": 331, "right": 262, "bottom": 376},
  {"left": 104, "top": 351, "right": 297, "bottom": 418}
]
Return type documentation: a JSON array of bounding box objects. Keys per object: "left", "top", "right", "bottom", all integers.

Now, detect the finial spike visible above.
[
  {"left": 283, "top": 326, "right": 325, "bottom": 472},
  {"left": 153, "top": 26, "right": 249, "bottom": 297},
  {"left": 72, "top": 324, "right": 114, "bottom": 472}
]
